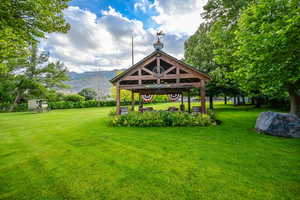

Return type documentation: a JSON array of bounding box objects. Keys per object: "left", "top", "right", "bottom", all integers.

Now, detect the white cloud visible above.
[
  {"left": 42, "top": 6, "right": 155, "bottom": 72},
  {"left": 134, "top": 0, "right": 152, "bottom": 12},
  {"left": 41, "top": 1, "right": 207, "bottom": 72},
  {"left": 151, "top": 0, "right": 207, "bottom": 35}
]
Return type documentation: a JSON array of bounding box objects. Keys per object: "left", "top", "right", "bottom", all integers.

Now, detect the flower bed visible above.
[{"left": 109, "top": 111, "right": 217, "bottom": 127}]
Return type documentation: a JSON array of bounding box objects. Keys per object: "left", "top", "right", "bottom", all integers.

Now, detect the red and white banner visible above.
[
  {"left": 168, "top": 94, "right": 180, "bottom": 102},
  {"left": 141, "top": 94, "right": 153, "bottom": 102}
]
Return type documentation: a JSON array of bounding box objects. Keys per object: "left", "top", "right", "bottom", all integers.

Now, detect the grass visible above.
[{"left": 0, "top": 103, "right": 299, "bottom": 200}]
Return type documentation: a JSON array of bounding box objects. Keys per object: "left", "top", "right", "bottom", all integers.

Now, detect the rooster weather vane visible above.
[{"left": 153, "top": 31, "right": 165, "bottom": 50}]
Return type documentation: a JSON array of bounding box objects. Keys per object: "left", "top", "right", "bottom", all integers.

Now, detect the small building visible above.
[
  {"left": 110, "top": 36, "right": 210, "bottom": 115},
  {"left": 28, "top": 99, "right": 48, "bottom": 112}
]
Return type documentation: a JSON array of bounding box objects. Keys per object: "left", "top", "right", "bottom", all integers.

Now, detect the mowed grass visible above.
[{"left": 0, "top": 103, "right": 299, "bottom": 200}]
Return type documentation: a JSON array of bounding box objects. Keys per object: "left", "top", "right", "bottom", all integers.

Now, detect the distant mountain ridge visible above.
[{"left": 62, "top": 70, "right": 122, "bottom": 96}]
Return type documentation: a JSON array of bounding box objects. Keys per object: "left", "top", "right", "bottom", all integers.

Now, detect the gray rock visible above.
[{"left": 255, "top": 111, "right": 300, "bottom": 138}]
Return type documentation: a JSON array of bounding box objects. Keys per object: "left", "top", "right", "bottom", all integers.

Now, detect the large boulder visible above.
[{"left": 255, "top": 111, "right": 300, "bottom": 138}]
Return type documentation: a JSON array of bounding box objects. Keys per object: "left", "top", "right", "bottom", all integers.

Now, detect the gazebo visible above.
[{"left": 110, "top": 37, "right": 210, "bottom": 115}]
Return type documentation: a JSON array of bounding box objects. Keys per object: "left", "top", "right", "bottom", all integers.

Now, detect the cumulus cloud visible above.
[
  {"left": 151, "top": 0, "right": 207, "bottom": 35},
  {"left": 134, "top": 0, "right": 153, "bottom": 12},
  {"left": 41, "top": 1, "right": 207, "bottom": 72}
]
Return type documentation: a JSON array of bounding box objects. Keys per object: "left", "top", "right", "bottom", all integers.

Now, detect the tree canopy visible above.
[
  {"left": 185, "top": 0, "right": 300, "bottom": 116},
  {"left": 79, "top": 88, "right": 97, "bottom": 101},
  {"left": 0, "top": 45, "right": 69, "bottom": 110},
  {"left": 0, "top": 0, "right": 70, "bottom": 72},
  {"left": 234, "top": 0, "right": 300, "bottom": 116}
]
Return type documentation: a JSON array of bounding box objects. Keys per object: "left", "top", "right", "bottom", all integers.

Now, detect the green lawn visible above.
[{"left": 0, "top": 103, "right": 299, "bottom": 200}]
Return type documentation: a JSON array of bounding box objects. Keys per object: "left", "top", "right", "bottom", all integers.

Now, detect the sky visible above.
[{"left": 40, "top": 0, "right": 207, "bottom": 72}]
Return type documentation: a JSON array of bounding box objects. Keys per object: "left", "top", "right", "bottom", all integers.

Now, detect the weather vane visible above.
[{"left": 153, "top": 31, "right": 165, "bottom": 50}]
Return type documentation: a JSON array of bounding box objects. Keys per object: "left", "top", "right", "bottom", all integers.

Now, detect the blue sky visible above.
[
  {"left": 69, "top": 0, "right": 158, "bottom": 29},
  {"left": 41, "top": 0, "right": 207, "bottom": 72}
]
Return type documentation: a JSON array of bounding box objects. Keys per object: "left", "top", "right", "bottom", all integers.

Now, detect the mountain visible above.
[{"left": 61, "top": 70, "right": 120, "bottom": 96}]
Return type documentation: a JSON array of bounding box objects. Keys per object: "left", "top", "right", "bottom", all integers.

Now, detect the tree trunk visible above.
[
  {"left": 209, "top": 96, "right": 213, "bottom": 109},
  {"left": 255, "top": 97, "right": 261, "bottom": 108},
  {"left": 251, "top": 97, "right": 255, "bottom": 105},
  {"left": 288, "top": 88, "right": 300, "bottom": 118},
  {"left": 237, "top": 96, "right": 241, "bottom": 105},
  {"left": 224, "top": 96, "right": 227, "bottom": 104},
  {"left": 234, "top": 96, "right": 237, "bottom": 105},
  {"left": 242, "top": 96, "right": 246, "bottom": 105},
  {"left": 9, "top": 91, "right": 22, "bottom": 112}
]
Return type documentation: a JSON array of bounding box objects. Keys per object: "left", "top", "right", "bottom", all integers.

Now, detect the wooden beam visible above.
[
  {"left": 162, "top": 74, "right": 200, "bottom": 79},
  {"left": 116, "top": 85, "right": 121, "bottom": 115},
  {"left": 176, "top": 65, "right": 180, "bottom": 83},
  {"left": 141, "top": 68, "right": 154, "bottom": 75},
  {"left": 118, "top": 56, "right": 157, "bottom": 82},
  {"left": 158, "top": 54, "right": 210, "bottom": 81},
  {"left": 131, "top": 91, "right": 135, "bottom": 111},
  {"left": 201, "top": 80, "right": 206, "bottom": 113},
  {"left": 164, "top": 66, "right": 176, "bottom": 74},
  {"left": 139, "top": 93, "right": 143, "bottom": 112},
  {"left": 123, "top": 73, "right": 201, "bottom": 81},
  {"left": 138, "top": 69, "right": 141, "bottom": 85},
  {"left": 123, "top": 75, "right": 154, "bottom": 81},
  {"left": 188, "top": 89, "right": 191, "bottom": 113},
  {"left": 180, "top": 92, "right": 184, "bottom": 112},
  {"left": 136, "top": 88, "right": 190, "bottom": 95},
  {"left": 157, "top": 57, "right": 160, "bottom": 84},
  {"left": 120, "top": 82, "right": 201, "bottom": 90}
]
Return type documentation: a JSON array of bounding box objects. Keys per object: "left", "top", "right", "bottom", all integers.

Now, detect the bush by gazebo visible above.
[{"left": 109, "top": 111, "right": 217, "bottom": 127}]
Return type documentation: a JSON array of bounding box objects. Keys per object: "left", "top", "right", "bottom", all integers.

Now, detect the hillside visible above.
[{"left": 62, "top": 70, "right": 120, "bottom": 96}]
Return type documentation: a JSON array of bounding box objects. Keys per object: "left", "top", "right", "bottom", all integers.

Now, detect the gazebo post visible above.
[
  {"left": 200, "top": 80, "right": 206, "bottom": 113},
  {"left": 180, "top": 92, "right": 184, "bottom": 112},
  {"left": 116, "top": 85, "right": 121, "bottom": 115},
  {"left": 188, "top": 90, "right": 191, "bottom": 113},
  {"left": 131, "top": 91, "right": 135, "bottom": 111},
  {"left": 139, "top": 93, "right": 143, "bottom": 112}
]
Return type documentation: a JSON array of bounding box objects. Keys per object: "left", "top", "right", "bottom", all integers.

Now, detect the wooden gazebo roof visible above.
[{"left": 110, "top": 50, "right": 210, "bottom": 94}]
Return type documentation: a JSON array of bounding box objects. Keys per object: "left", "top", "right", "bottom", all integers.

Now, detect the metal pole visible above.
[{"left": 132, "top": 35, "right": 134, "bottom": 66}]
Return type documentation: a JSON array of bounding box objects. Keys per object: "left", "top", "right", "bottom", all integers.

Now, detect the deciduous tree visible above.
[
  {"left": 0, "top": 0, "right": 70, "bottom": 72},
  {"left": 234, "top": 0, "right": 300, "bottom": 116}
]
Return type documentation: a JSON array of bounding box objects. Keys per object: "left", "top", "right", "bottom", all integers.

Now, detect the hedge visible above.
[
  {"left": 48, "top": 100, "right": 117, "bottom": 109},
  {"left": 0, "top": 103, "right": 28, "bottom": 112},
  {"left": 109, "top": 111, "right": 217, "bottom": 127},
  {"left": 0, "top": 99, "right": 170, "bottom": 112},
  {"left": 0, "top": 100, "right": 117, "bottom": 112}
]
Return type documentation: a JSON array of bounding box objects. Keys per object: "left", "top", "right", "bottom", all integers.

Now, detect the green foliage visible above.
[
  {"left": 0, "top": 102, "right": 27, "bottom": 112},
  {"left": 0, "top": 45, "right": 69, "bottom": 111},
  {"left": 78, "top": 88, "right": 97, "bottom": 100},
  {"left": 234, "top": 0, "right": 300, "bottom": 115},
  {"left": 184, "top": 22, "right": 242, "bottom": 103},
  {"left": 48, "top": 100, "right": 116, "bottom": 110},
  {"left": 0, "top": 0, "right": 70, "bottom": 71},
  {"left": 63, "top": 94, "right": 85, "bottom": 102},
  {"left": 109, "top": 111, "right": 216, "bottom": 127}
]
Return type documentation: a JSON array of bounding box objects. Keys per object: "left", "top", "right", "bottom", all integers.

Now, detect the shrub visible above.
[
  {"left": 48, "top": 100, "right": 116, "bottom": 110},
  {"left": 0, "top": 103, "right": 28, "bottom": 112},
  {"left": 109, "top": 111, "right": 217, "bottom": 127},
  {"left": 63, "top": 94, "right": 85, "bottom": 102},
  {"left": 78, "top": 88, "right": 97, "bottom": 100}
]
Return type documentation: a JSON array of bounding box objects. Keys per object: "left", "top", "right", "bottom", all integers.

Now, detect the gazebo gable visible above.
[{"left": 110, "top": 50, "right": 210, "bottom": 88}]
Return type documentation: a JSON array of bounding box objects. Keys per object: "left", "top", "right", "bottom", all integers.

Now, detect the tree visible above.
[
  {"left": 1, "top": 45, "right": 69, "bottom": 110},
  {"left": 184, "top": 23, "right": 240, "bottom": 108},
  {"left": 201, "top": 0, "right": 264, "bottom": 106},
  {"left": 234, "top": 0, "right": 300, "bottom": 116},
  {"left": 64, "top": 94, "right": 85, "bottom": 102},
  {"left": 0, "top": 0, "right": 70, "bottom": 72},
  {"left": 78, "top": 88, "right": 97, "bottom": 100}
]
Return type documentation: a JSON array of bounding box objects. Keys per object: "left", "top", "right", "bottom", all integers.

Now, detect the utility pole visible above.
[{"left": 131, "top": 35, "right": 134, "bottom": 66}]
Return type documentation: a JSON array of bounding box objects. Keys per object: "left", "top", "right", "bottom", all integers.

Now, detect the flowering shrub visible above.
[{"left": 109, "top": 111, "right": 217, "bottom": 127}]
